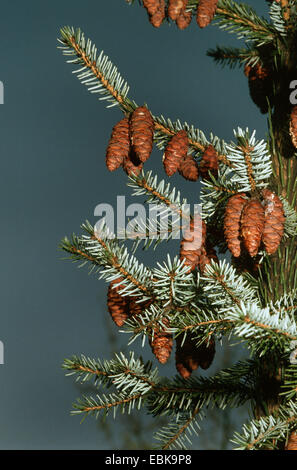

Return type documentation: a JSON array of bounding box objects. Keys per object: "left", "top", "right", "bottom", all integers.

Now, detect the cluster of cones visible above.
[
  {"left": 106, "top": 106, "right": 154, "bottom": 177},
  {"left": 107, "top": 107, "right": 219, "bottom": 183},
  {"left": 224, "top": 189, "right": 285, "bottom": 258},
  {"left": 142, "top": 0, "right": 219, "bottom": 30},
  {"left": 107, "top": 277, "right": 215, "bottom": 378},
  {"left": 163, "top": 130, "right": 218, "bottom": 182}
]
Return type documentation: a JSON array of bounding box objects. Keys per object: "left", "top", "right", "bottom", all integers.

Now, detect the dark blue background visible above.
[{"left": 0, "top": 0, "right": 268, "bottom": 449}]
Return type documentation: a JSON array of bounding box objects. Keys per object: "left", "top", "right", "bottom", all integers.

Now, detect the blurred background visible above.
[{"left": 0, "top": 0, "right": 269, "bottom": 449}]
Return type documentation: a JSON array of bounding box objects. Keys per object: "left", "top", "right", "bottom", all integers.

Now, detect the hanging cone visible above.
[
  {"left": 196, "top": 0, "right": 219, "bottom": 28},
  {"left": 130, "top": 106, "right": 154, "bottom": 163},
  {"left": 176, "top": 334, "right": 215, "bottom": 379},
  {"left": 176, "top": 2, "right": 192, "bottom": 30},
  {"left": 244, "top": 63, "right": 271, "bottom": 114},
  {"left": 262, "top": 189, "right": 285, "bottom": 255},
  {"left": 180, "top": 217, "right": 207, "bottom": 271},
  {"left": 106, "top": 117, "right": 130, "bottom": 172},
  {"left": 163, "top": 130, "right": 188, "bottom": 176},
  {"left": 179, "top": 154, "right": 199, "bottom": 181},
  {"left": 285, "top": 432, "right": 297, "bottom": 450},
  {"left": 199, "top": 240, "right": 218, "bottom": 273},
  {"left": 289, "top": 106, "right": 297, "bottom": 149},
  {"left": 224, "top": 193, "right": 247, "bottom": 258},
  {"left": 168, "top": 0, "right": 185, "bottom": 21},
  {"left": 241, "top": 198, "right": 265, "bottom": 257},
  {"left": 143, "top": 0, "right": 166, "bottom": 28},
  {"left": 149, "top": 317, "right": 173, "bottom": 364},
  {"left": 199, "top": 144, "right": 219, "bottom": 180},
  {"left": 150, "top": 0, "right": 166, "bottom": 27},
  {"left": 142, "top": 0, "right": 160, "bottom": 16},
  {"left": 129, "top": 297, "right": 152, "bottom": 318},
  {"left": 107, "top": 278, "right": 130, "bottom": 327},
  {"left": 122, "top": 150, "right": 143, "bottom": 177}
]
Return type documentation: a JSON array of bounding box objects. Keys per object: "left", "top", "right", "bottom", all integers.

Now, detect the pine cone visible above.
[
  {"left": 168, "top": 0, "right": 185, "bottom": 21},
  {"left": 130, "top": 106, "right": 154, "bottom": 162},
  {"left": 196, "top": 0, "right": 219, "bottom": 28},
  {"left": 149, "top": 317, "right": 173, "bottom": 364},
  {"left": 176, "top": 334, "right": 215, "bottom": 379},
  {"left": 143, "top": 0, "right": 160, "bottom": 16},
  {"left": 106, "top": 117, "right": 130, "bottom": 171},
  {"left": 241, "top": 198, "right": 265, "bottom": 257},
  {"left": 180, "top": 217, "right": 207, "bottom": 271},
  {"left": 129, "top": 297, "right": 152, "bottom": 318},
  {"left": 199, "top": 144, "right": 219, "bottom": 180},
  {"left": 262, "top": 189, "right": 285, "bottom": 255},
  {"left": 244, "top": 63, "right": 271, "bottom": 114},
  {"left": 179, "top": 154, "right": 199, "bottom": 181},
  {"left": 150, "top": 0, "right": 166, "bottom": 27},
  {"left": 199, "top": 241, "right": 218, "bottom": 272},
  {"left": 122, "top": 150, "right": 143, "bottom": 176},
  {"left": 289, "top": 106, "right": 297, "bottom": 149},
  {"left": 224, "top": 193, "right": 247, "bottom": 258},
  {"left": 285, "top": 432, "right": 297, "bottom": 450},
  {"left": 163, "top": 130, "right": 188, "bottom": 176},
  {"left": 143, "top": 0, "right": 165, "bottom": 27},
  {"left": 107, "top": 278, "right": 130, "bottom": 327},
  {"left": 176, "top": 3, "right": 192, "bottom": 30}
]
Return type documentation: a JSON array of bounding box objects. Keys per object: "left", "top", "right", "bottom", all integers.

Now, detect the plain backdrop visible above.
[{"left": 0, "top": 0, "right": 268, "bottom": 449}]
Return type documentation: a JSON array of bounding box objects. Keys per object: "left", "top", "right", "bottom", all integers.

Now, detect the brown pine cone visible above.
[
  {"left": 163, "top": 130, "right": 188, "bottom": 176},
  {"left": 199, "top": 144, "right": 219, "bottom": 180},
  {"left": 262, "top": 189, "right": 285, "bottom": 255},
  {"left": 176, "top": 334, "right": 215, "bottom": 379},
  {"left": 122, "top": 150, "right": 143, "bottom": 177},
  {"left": 130, "top": 106, "right": 154, "bottom": 163},
  {"left": 241, "top": 198, "right": 265, "bottom": 257},
  {"left": 289, "top": 106, "right": 297, "bottom": 149},
  {"left": 285, "top": 432, "right": 297, "bottom": 450},
  {"left": 143, "top": 0, "right": 166, "bottom": 27},
  {"left": 150, "top": 0, "right": 166, "bottom": 27},
  {"left": 224, "top": 193, "right": 247, "bottom": 258},
  {"left": 106, "top": 117, "right": 130, "bottom": 172},
  {"left": 168, "top": 0, "right": 185, "bottom": 20},
  {"left": 179, "top": 154, "right": 199, "bottom": 181},
  {"left": 180, "top": 217, "right": 207, "bottom": 271},
  {"left": 107, "top": 278, "right": 130, "bottom": 327},
  {"left": 176, "top": 3, "right": 192, "bottom": 30},
  {"left": 129, "top": 297, "right": 152, "bottom": 318},
  {"left": 244, "top": 63, "right": 271, "bottom": 114},
  {"left": 196, "top": 0, "right": 219, "bottom": 28},
  {"left": 199, "top": 241, "right": 218, "bottom": 272},
  {"left": 149, "top": 317, "right": 173, "bottom": 364},
  {"left": 143, "top": 0, "right": 160, "bottom": 16}
]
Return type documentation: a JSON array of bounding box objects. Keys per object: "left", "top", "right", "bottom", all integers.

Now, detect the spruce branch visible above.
[
  {"left": 153, "top": 408, "right": 204, "bottom": 450},
  {"left": 214, "top": 0, "right": 277, "bottom": 46},
  {"left": 61, "top": 221, "right": 153, "bottom": 301},
  {"left": 58, "top": 26, "right": 233, "bottom": 168},
  {"left": 231, "top": 400, "right": 297, "bottom": 450},
  {"left": 207, "top": 45, "right": 260, "bottom": 69}
]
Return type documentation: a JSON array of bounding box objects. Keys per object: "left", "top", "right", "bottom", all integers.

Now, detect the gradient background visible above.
[{"left": 0, "top": 0, "right": 268, "bottom": 449}]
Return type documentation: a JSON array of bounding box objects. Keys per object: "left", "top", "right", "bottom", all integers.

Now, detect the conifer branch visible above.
[
  {"left": 154, "top": 408, "right": 203, "bottom": 450},
  {"left": 58, "top": 26, "right": 233, "bottom": 168},
  {"left": 231, "top": 401, "right": 297, "bottom": 450},
  {"left": 61, "top": 221, "right": 154, "bottom": 300}
]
